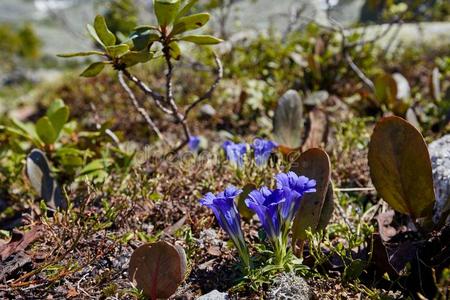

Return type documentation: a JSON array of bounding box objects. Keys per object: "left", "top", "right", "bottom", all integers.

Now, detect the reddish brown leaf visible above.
[
  {"left": 128, "top": 241, "right": 186, "bottom": 300},
  {"left": 0, "top": 226, "right": 42, "bottom": 261}
]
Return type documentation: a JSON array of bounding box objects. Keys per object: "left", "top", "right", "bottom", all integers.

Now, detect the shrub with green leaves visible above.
[{"left": 59, "top": 0, "right": 223, "bottom": 152}]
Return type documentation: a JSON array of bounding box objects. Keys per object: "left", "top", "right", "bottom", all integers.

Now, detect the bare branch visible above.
[
  {"left": 118, "top": 71, "right": 170, "bottom": 146},
  {"left": 184, "top": 53, "right": 223, "bottom": 119},
  {"left": 121, "top": 69, "right": 173, "bottom": 115}
]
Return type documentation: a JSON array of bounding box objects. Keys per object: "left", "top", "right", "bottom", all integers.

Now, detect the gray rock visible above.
[
  {"left": 197, "top": 290, "right": 229, "bottom": 300},
  {"left": 267, "top": 272, "right": 312, "bottom": 300},
  {"left": 429, "top": 135, "right": 450, "bottom": 224},
  {"left": 200, "top": 104, "right": 216, "bottom": 118}
]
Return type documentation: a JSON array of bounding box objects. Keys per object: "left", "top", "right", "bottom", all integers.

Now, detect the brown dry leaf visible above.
[
  {"left": 303, "top": 108, "right": 328, "bottom": 151},
  {"left": 0, "top": 226, "right": 42, "bottom": 261},
  {"left": 66, "top": 287, "right": 79, "bottom": 298}
]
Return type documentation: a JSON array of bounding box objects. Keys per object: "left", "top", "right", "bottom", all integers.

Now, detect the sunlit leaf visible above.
[
  {"left": 171, "top": 13, "right": 210, "bottom": 35},
  {"left": 36, "top": 117, "right": 57, "bottom": 145},
  {"left": 154, "top": 0, "right": 181, "bottom": 27},
  {"left": 57, "top": 51, "right": 105, "bottom": 58},
  {"left": 80, "top": 62, "right": 108, "bottom": 77},
  {"left": 94, "top": 15, "right": 116, "bottom": 46},
  {"left": 121, "top": 51, "right": 154, "bottom": 67},
  {"left": 128, "top": 241, "right": 186, "bottom": 299},
  {"left": 368, "top": 116, "right": 435, "bottom": 219},
  {"left": 169, "top": 41, "right": 181, "bottom": 60},
  {"left": 106, "top": 44, "right": 130, "bottom": 58},
  {"left": 273, "top": 90, "right": 304, "bottom": 149},
  {"left": 179, "top": 34, "right": 222, "bottom": 45}
]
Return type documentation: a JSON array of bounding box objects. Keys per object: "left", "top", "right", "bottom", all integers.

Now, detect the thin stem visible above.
[
  {"left": 184, "top": 53, "right": 223, "bottom": 119},
  {"left": 118, "top": 71, "right": 170, "bottom": 146},
  {"left": 163, "top": 46, "right": 191, "bottom": 152},
  {"left": 121, "top": 69, "right": 173, "bottom": 115}
]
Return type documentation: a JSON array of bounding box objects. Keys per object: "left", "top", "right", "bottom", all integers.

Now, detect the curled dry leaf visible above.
[{"left": 128, "top": 241, "right": 187, "bottom": 300}]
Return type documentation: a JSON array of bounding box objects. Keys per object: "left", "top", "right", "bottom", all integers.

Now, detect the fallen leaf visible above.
[{"left": 0, "top": 226, "right": 42, "bottom": 261}]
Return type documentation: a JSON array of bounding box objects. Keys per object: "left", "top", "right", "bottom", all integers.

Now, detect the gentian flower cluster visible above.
[
  {"left": 199, "top": 185, "right": 250, "bottom": 268},
  {"left": 200, "top": 172, "right": 316, "bottom": 269},
  {"left": 222, "top": 138, "right": 278, "bottom": 168},
  {"left": 246, "top": 172, "right": 316, "bottom": 264}
]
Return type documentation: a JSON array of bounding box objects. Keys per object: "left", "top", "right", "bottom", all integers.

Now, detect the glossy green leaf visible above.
[
  {"left": 80, "top": 62, "right": 107, "bottom": 77},
  {"left": 94, "top": 15, "right": 116, "bottom": 46},
  {"left": 179, "top": 34, "right": 222, "bottom": 45},
  {"left": 57, "top": 51, "right": 105, "bottom": 58},
  {"left": 168, "top": 41, "right": 181, "bottom": 60},
  {"left": 291, "top": 148, "right": 331, "bottom": 242},
  {"left": 236, "top": 184, "right": 256, "bottom": 220},
  {"left": 273, "top": 90, "right": 304, "bottom": 149},
  {"left": 130, "top": 28, "right": 160, "bottom": 51},
  {"left": 121, "top": 51, "right": 154, "bottom": 67},
  {"left": 171, "top": 13, "right": 210, "bottom": 35},
  {"left": 106, "top": 44, "right": 130, "bottom": 58},
  {"left": 154, "top": 0, "right": 181, "bottom": 27},
  {"left": 368, "top": 116, "right": 435, "bottom": 219},
  {"left": 36, "top": 117, "right": 57, "bottom": 145}
]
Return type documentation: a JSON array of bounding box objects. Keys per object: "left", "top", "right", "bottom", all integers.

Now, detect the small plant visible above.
[
  {"left": 200, "top": 171, "right": 316, "bottom": 271},
  {"left": 59, "top": 0, "right": 223, "bottom": 152},
  {"left": 368, "top": 116, "right": 449, "bottom": 298}
]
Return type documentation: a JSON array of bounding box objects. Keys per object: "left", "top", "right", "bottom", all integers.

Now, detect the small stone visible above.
[
  {"left": 267, "top": 272, "right": 312, "bottom": 300},
  {"left": 429, "top": 135, "right": 450, "bottom": 224},
  {"left": 200, "top": 104, "right": 216, "bottom": 118},
  {"left": 197, "top": 289, "right": 229, "bottom": 300}
]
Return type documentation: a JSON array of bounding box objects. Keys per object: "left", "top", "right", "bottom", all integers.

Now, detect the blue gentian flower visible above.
[
  {"left": 188, "top": 136, "right": 201, "bottom": 152},
  {"left": 252, "top": 138, "right": 278, "bottom": 166},
  {"left": 200, "top": 185, "right": 250, "bottom": 268},
  {"left": 275, "top": 172, "right": 317, "bottom": 223},
  {"left": 245, "top": 187, "right": 285, "bottom": 242},
  {"left": 222, "top": 141, "right": 247, "bottom": 168}
]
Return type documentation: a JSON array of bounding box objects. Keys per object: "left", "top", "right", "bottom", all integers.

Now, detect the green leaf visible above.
[
  {"left": 154, "top": 0, "right": 181, "bottom": 27},
  {"left": 176, "top": 0, "right": 199, "bottom": 20},
  {"left": 168, "top": 41, "right": 181, "bottom": 60},
  {"left": 106, "top": 44, "right": 130, "bottom": 58},
  {"left": 121, "top": 51, "right": 154, "bottom": 67},
  {"left": 46, "top": 99, "right": 65, "bottom": 116},
  {"left": 179, "top": 34, "right": 222, "bottom": 45},
  {"left": 130, "top": 28, "right": 160, "bottom": 51},
  {"left": 368, "top": 116, "right": 435, "bottom": 219},
  {"left": 291, "top": 148, "right": 332, "bottom": 242},
  {"left": 273, "top": 90, "right": 304, "bottom": 149},
  {"left": 48, "top": 106, "right": 69, "bottom": 137},
  {"left": 80, "top": 62, "right": 107, "bottom": 77},
  {"left": 87, "top": 24, "right": 105, "bottom": 48},
  {"left": 36, "top": 117, "right": 57, "bottom": 145},
  {"left": 79, "top": 158, "right": 113, "bottom": 176},
  {"left": 171, "top": 13, "right": 210, "bottom": 35},
  {"left": 57, "top": 51, "right": 105, "bottom": 58},
  {"left": 374, "top": 73, "right": 397, "bottom": 107},
  {"left": 94, "top": 15, "right": 116, "bottom": 46}
]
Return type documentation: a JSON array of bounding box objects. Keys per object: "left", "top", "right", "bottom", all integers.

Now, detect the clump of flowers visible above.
[
  {"left": 200, "top": 171, "right": 316, "bottom": 270},
  {"left": 222, "top": 138, "right": 277, "bottom": 168},
  {"left": 199, "top": 185, "right": 251, "bottom": 268},
  {"left": 246, "top": 172, "right": 316, "bottom": 265}
]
